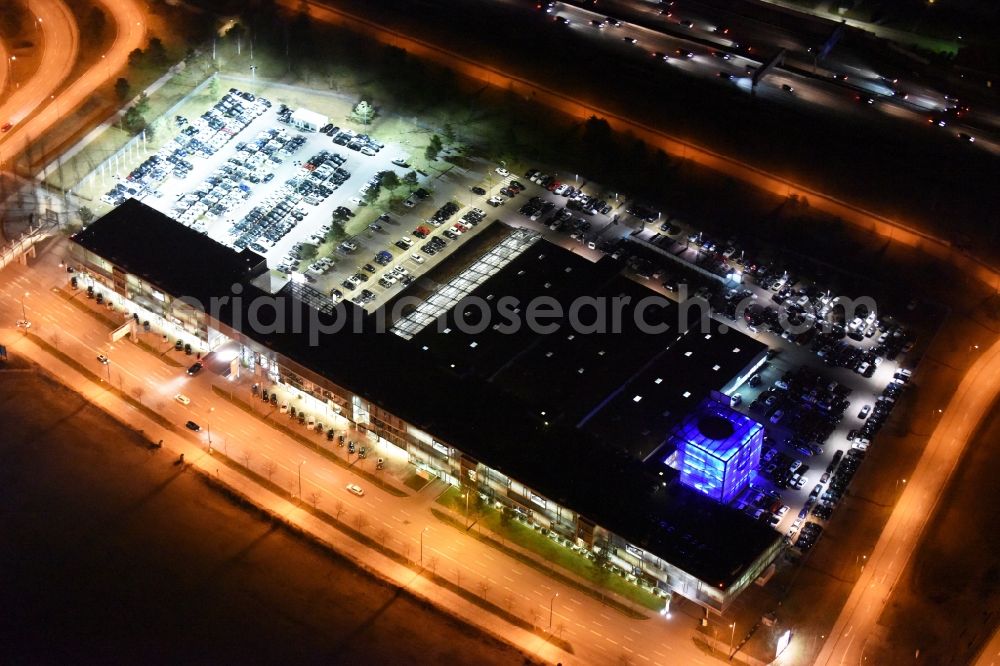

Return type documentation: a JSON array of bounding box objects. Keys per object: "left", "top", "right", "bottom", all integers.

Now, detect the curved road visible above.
[
  {"left": 815, "top": 336, "right": 1000, "bottom": 665},
  {"left": 0, "top": 33, "right": 9, "bottom": 96},
  {"left": 0, "top": 0, "right": 146, "bottom": 169},
  {"left": 0, "top": 0, "right": 78, "bottom": 150}
]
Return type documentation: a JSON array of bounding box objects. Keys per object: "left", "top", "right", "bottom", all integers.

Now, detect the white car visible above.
[
  {"left": 411, "top": 253, "right": 425, "bottom": 264},
  {"left": 495, "top": 167, "right": 510, "bottom": 178},
  {"left": 346, "top": 483, "right": 365, "bottom": 497},
  {"left": 174, "top": 394, "right": 191, "bottom": 405}
]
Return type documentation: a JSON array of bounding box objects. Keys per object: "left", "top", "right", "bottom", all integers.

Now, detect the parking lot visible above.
[{"left": 91, "top": 83, "right": 921, "bottom": 546}]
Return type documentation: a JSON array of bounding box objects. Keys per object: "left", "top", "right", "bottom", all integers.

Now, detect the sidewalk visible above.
[{"left": 0, "top": 327, "right": 570, "bottom": 665}]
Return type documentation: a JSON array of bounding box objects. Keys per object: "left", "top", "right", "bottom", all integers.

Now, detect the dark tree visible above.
[
  {"left": 379, "top": 170, "right": 400, "bottom": 190},
  {"left": 114, "top": 78, "right": 131, "bottom": 101},
  {"left": 146, "top": 37, "right": 168, "bottom": 66},
  {"left": 127, "top": 48, "right": 145, "bottom": 68}
]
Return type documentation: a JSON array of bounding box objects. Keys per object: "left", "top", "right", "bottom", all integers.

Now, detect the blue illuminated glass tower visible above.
[{"left": 671, "top": 398, "right": 763, "bottom": 503}]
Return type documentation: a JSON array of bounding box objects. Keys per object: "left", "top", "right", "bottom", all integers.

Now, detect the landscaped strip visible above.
[{"left": 432, "top": 498, "right": 657, "bottom": 617}]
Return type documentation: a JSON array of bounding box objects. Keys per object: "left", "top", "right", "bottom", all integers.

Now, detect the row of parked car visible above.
[
  {"left": 525, "top": 169, "right": 613, "bottom": 215},
  {"left": 103, "top": 89, "right": 270, "bottom": 210},
  {"left": 316, "top": 122, "right": 384, "bottom": 156}
]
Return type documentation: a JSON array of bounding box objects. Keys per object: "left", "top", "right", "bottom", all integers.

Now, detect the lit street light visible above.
[
  {"left": 20, "top": 291, "right": 29, "bottom": 324},
  {"left": 297, "top": 460, "right": 305, "bottom": 499},
  {"left": 420, "top": 526, "right": 428, "bottom": 567},
  {"left": 207, "top": 406, "right": 215, "bottom": 445},
  {"left": 730, "top": 621, "right": 737, "bottom": 656},
  {"left": 549, "top": 592, "right": 559, "bottom": 630}
]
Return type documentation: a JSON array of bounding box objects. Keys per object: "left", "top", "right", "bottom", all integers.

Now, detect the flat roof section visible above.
[
  {"left": 404, "top": 239, "right": 765, "bottom": 457},
  {"left": 71, "top": 198, "right": 266, "bottom": 305}
]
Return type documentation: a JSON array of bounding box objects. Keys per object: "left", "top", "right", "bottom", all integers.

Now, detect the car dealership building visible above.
[{"left": 70, "top": 200, "right": 781, "bottom": 613}]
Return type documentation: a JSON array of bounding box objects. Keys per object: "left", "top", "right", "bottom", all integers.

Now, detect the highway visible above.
[
  {"left": 0, "top": 0, "right": 78, "bottom": 158},
  {"left": 815, "top": 334, "right": 1000, "bottom": 665},
  {"left": 539, "top": 1, "right": 997, "bottom": 153},
  {"left": 0, "top": 0, "right": 146, "bottom": 169}
]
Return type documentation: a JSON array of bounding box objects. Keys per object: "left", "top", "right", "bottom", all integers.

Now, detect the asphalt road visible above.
[
  {"left": 0, "top": 0, "right": 78, "bottom": 162},
  {"left": 0, "top": 0, "right": 145, "bottom": 167},
  {"left": 815, "top": 334, "right": 1000, "bottom": 665},
  {"left": 539, "top": 2, "right": 995, "bottom": 151}
]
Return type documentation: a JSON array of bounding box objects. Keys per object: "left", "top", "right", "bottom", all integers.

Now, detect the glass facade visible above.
[{"left": 674, "top": 399, "right": 763, "bottom": 504}]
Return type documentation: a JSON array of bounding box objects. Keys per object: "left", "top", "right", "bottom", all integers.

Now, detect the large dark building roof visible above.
[
  {"left": 407, "top": 245, "right": 763, "bottom": 458},
  {"left": 75, "top": 203, "right": 779, "bottom": 588},
  {"left": 71, "top": 198, "right": 266, "bottom": 305}
]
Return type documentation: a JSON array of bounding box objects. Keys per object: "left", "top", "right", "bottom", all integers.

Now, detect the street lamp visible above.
[
  {"left": 8, "top": 55, "right": 16, "bottom": 87},
  {"left": 20, "top": 291, "right": 29, "bottom": 323},
  {"left": 548, "top": 592, "right": 559, "bottom": 630},
  {"left": 730, "top": 622, "right": 736, "bottom": 656},
  {"left": 420, "top": 527, "right": 428, "bottom": 567},
  {"left": 297, "top": 460, "right": 305, "bottom": 499},
  {"left": 207, "top": 407, "right": 215, "bottom": 445}
]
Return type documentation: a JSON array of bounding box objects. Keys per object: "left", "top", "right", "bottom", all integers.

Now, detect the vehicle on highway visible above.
[
  {"left": 781, "top": 84, "right": 794, "bottom": 93},
  {"left": 623, "top": 36, "right": 638, "bottom": 45},
  {"left": 651, "top": 51, "right": 669, "bottom": 61},
  {"left": 185, "top": 420, "right": 201, "bottom": 431},
  {"left": 175, "top": 394, "right": 191, "bottom": 405},
  {"left": 187, "top": 361, "right": 204, "bottom": 376},
  {"left": 97, "top": 354, "right": 109, "bottom": 365},
  {"left": 346, "top": 483, "right": 364, "bottom": 496},
  {"left": 676, "top": 49, "right": 695, "bottom": 59},
  {"left": 1, "top": 122, "right": 13, "bottom": 133}
]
